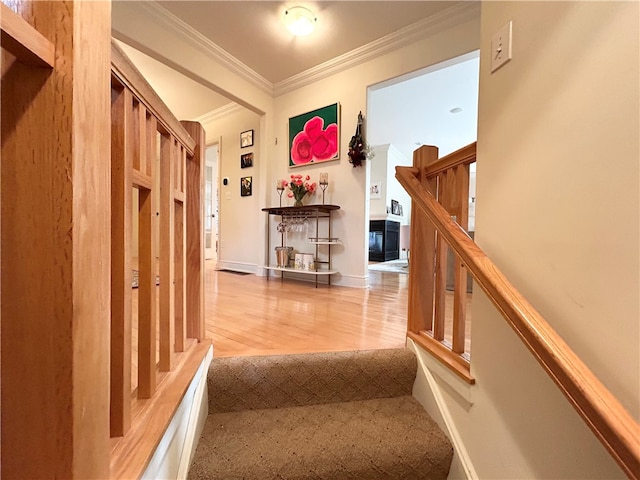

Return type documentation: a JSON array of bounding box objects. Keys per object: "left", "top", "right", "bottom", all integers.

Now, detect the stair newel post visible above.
[{"left": 403, "top": 145, "right": 439, "bottom": 334}]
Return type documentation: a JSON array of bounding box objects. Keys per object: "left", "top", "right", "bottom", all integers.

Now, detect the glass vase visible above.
[{"left": 293, "top": 193, "right": 305, "bottom": 207}]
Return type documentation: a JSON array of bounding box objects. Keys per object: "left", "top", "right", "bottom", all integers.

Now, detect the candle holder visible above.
[
  {"left": 319, "top": 173, "right": 329, "bottom": 204},
  {"left": 276, "top": 179, "right": 286, "bottom": 207}
]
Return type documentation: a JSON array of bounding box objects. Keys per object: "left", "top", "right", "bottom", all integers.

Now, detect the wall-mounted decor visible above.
[
  {"left": 370, "top": 181, "right": 382, "bottom": 199},
  {"left": 289, "top": 103, "right": 339, "bottom": 167},
  {"left": 240, "top": 129, "right": 254, "bottom": 148},
  {"left": 241, "top": 152, "right": 253, "bottom": 168},
  {"left": 241, "top": 176, "right": 252, "bottom": 197},
  {"left": 391, "top": 199, "right": 400, "bottom": 215},
  {"left": 348, "top": 111, "right": 371, "bottom": 168}
]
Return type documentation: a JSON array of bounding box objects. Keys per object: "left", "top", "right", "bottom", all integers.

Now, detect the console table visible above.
[{"left": 262, "top": 204, "right": 340, "bottom": 287}]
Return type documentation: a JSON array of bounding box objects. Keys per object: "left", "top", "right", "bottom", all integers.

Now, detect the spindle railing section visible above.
[
  {"left": 109, "top": 41, "right": 208, "bottom": 478},
  {"left": 396, "top": 144, "right": 640, "bottom": 478},
  {"left": 402, "top": 143, "right": 476, "bottom": 382}
]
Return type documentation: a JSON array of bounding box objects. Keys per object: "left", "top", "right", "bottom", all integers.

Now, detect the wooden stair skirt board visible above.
[{"left": 188, "top": 349, "right": 453, "bottom": 480}]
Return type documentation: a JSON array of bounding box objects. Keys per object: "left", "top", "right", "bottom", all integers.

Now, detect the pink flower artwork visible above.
[{"left": 290, "top": 116, "right": 339, "bottom": 165}]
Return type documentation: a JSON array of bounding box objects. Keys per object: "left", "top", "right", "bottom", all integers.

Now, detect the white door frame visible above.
[{"left": 204, "top": 142, "right": 219, "bottom": 261}]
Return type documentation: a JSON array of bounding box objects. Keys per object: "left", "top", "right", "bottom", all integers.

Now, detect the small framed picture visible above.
[
  {"left": 241, "top": 152, "right": 253, "bottom": 169},
  {"left": 370, "top": 181, "right": 382, "bottom": 199},
  {"left": 391, "top": 199, "right": 400, "bottom": 215},
  {"left": 241, "top": 176, "right": 252, "bottom": 197},
  {"left": 240, "top": 129, "right": 254, "bottom": 148}
]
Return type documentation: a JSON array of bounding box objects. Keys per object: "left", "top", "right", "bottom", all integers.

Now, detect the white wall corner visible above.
[{"left": 407, "top": 338, "right": 477, "bottom": 480}]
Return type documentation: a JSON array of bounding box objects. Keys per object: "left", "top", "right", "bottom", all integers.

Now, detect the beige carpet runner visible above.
[{"left": 188, "top": 349, "right": 453, "bottom": 480}]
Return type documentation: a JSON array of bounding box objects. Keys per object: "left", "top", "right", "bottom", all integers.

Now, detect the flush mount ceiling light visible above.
[{"left": 284, "top": 6, "right": 317, "bottom": 36}]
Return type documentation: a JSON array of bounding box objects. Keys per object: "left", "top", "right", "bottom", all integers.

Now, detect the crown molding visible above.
[
  {"left": 134, "top": 1, "right": 479, "bottom": 100},
  {"left": 273, "top": 2, "right": 480, "bottom": 96},
  {"left": 194, "top": 102, "right": 243, "bottom": 125},
  {"left": 141, "top": 2, "right": 274, "bottom": 96}
]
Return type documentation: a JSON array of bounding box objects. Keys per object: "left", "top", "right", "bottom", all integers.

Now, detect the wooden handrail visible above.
[
  {"left": 425, "top": 141, "right": 476, "bottom": 178},
  {"left": 396, "top": 165, "right": 640, "bottom": 479},
  {"left": 111, "top": 40, "right": 195, "bottom": 156}
]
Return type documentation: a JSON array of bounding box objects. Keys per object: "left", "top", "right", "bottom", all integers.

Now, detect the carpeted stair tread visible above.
[
  {"left": 189, "top": 349, "right": 453, "bottom": 479},
  {"left": 188, "top": 395, "right": 452, "bottom": 480},
  {"left": 209, "top": 349, "right": 418, "bottom": 413}
]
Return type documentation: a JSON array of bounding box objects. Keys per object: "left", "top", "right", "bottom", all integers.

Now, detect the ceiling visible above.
[
  {"left": 152, "top": 1, "right": 463, "bottom": 84},
  {"left": 113, "top": 1, "right": 480, "bottom": 156}
]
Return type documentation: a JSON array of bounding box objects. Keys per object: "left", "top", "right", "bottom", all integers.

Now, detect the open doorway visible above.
[
  {"left": 205, "top": 143, "right": 219, "bottom": 261},
  {"left": 366, "top": 51, "right": 479, "bottom": 273}
]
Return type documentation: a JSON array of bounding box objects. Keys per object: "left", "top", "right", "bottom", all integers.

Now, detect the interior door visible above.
[{"left": 205, "top": 144, "right": 219, "bottom": 260}]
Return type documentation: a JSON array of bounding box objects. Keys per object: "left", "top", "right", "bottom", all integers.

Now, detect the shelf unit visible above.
[{"left": 262, "top": 204, "right": 340, "bottom": 287}]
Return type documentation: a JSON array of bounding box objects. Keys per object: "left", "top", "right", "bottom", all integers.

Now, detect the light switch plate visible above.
[{"left": 491, "top": 21, "right": 512, "bottom": 73}]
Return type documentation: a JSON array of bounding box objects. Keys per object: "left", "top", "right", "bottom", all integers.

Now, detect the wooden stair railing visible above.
[
  {"left": 109, "top": 40, "right": 209, "bottom": 479},
  {"left": 413, "top": 143, "right": 476, "bottom": 380},
  {"left": 396, "top": 146, "right": 640, "bottom": 479}
]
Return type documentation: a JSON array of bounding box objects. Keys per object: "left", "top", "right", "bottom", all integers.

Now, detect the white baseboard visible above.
[
  {"left": 408, "top": 338, "right": 477, "bottom": 480},
  {"left": 256, "top": 267, "right": 370, "bottom": 288},
  {"left": 215, "top": 260, "right": 257, "bottom": 275},
  {"left": 142, "top": 345, "right": 213, "bottom": 480}
]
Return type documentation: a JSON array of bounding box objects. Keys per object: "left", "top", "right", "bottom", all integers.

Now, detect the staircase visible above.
[{"left": 188, "top": 349, "right": 453, "bottom": 479}]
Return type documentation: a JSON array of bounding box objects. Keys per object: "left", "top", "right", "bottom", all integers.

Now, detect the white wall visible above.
[
  {"left": 200, "top": 108, "right": 264, "bottom": 273},
  {"left": 414, "top": 2, "right": 639, "bottom": 478},
  {"left": 113, "top": 2, "right": 479, "bottom": 286},
  {"left": 269, "top": 17, "right": 480, "bottom": 286},
  {"left": 369, "top": 144, "right": 412, "bottom": 224},
  {"left": 367, "top": 53, "right": 480, "bottom": 162}
]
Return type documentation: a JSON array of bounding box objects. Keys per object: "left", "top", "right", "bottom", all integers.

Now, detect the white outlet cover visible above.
[{"left": 491, "top": 21, "right": 512, "bottom": 73}]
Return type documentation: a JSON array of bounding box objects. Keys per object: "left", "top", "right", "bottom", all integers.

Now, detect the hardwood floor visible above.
[
  {"left": 130, "top": 259, "right": 472, "bottom": 390},
  {"left": 205, "top": 261, "right": 410, "bottom": 357}
]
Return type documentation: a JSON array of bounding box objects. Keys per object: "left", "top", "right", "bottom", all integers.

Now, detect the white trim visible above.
[
  {"left": 408, "top": 338, "right": 478, "bottom": 480},
  {"left": 137, "top": 1, "right": 479, "bottom": 97},
  {"left": 139, "top": 1, "right": 273, "bottom": 95},
  {"left": 177, "top": 346, "right": 213, "bottom": 478},
  {"left": 216, "top": 260, "right": 257, "bottom": 275},
  {"left": 258, "top": 268, "right": 368, "bottom": 288},
  {"left": 273, "top": 2, "right": 480, "bottom": 96},
  {"left": 194, "top": 102, "right": 243, "bottom": 126},
  {"left": 331, "top": 273, "right": 369, "bottom": 289},
  {"left": 142, "top": 345, "right": 213, "bottom": 480}
]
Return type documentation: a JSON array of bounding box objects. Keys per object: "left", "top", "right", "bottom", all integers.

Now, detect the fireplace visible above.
[{"left": 369, "top": 220, "right": 400, "bottom": 262}]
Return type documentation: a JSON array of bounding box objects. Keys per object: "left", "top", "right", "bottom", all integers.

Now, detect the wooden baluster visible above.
[
  {"left": 174, "top": 146, "right": 186, "bottom": 353},
  {"left": 137, "top": 113, "right": 157, "bottom": 398},
  {"left": 110, "top": 85, "right": 133, "bottom": 436},
  {"left": 452, "top": 164, "right": 470, "bottom": 354},
  {"left": 132, "top": 99, "right": 141, "bottom": 172},
  {"left": 159, "top": 135, "right": 176, "bottom": 371},
  {"left": 433, "top": 171, "right": 448, "bottom": 341},
  {"left": 181, "top": 121, "right": 206, "bottom": 341}
]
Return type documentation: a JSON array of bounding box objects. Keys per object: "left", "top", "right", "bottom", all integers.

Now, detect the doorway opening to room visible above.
[
  {"left": 205, "top": 143, "right": 219, "bottom": 262},
  {"left": 366, "top": 50, "right": 479, "bottom": 276}
]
